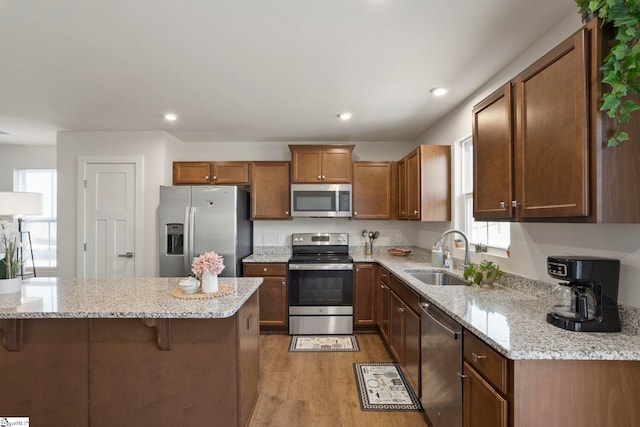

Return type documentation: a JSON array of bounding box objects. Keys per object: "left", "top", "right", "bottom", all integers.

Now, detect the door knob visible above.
[{"left": 118, "top": 252, "right": 134, "bottom": 258}]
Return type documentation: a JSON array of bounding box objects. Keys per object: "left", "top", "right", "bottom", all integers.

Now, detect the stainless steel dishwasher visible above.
[{"left": 420, "top": 300, "right": 463, "bottom": 427}]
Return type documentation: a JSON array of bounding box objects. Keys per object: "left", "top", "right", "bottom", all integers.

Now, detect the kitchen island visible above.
[{"left": 0, "top": 277, "right": 262, "bottom": 427}]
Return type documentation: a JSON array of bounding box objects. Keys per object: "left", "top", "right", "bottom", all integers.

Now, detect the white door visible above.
[{"left": 79, "top": 160, "right": 139, "bottom": 278}]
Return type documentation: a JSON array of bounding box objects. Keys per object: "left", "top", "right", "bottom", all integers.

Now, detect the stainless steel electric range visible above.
[{"left": 288, "top": 232, "right": 354, "bottom": 335}]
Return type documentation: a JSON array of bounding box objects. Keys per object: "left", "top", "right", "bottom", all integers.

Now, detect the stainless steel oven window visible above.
[{"left": 288, "top": 268, "right": 353, "bottom": 306}]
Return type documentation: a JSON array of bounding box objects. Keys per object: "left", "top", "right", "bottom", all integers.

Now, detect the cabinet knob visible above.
[
  {"left": 205, "top": 175, "right": 209, "bottom": 180},
  {"left": 511, "top": 200, "right": 518, "bottom": 208},
  {"left": 397, "top": 307, "right": 405, "bottom": 314},
  {"left": 282, "top": 281, "right": 286, "bottom": 286},
  {"left": 457, "top": 372, "right": 468, "bottom": 380},
  {"left": 212, "top": 175, "right": 217, "bottom": 180},
  {"left": 317, "top": 175, "right": 322, "bottom": 180},
  {"left": 263, "top": 268, "right": 268, "bottom": 272},
  {"left": 321, "top": 175, "right": 326, "bottom": 180},
  {"left": 353, "top": 211, "right": 358, "bottom": 216},
  {"left": 413, "top": 210, "right": 419, "bottom": 215},
  {"left": 285, "top": 211, "right": 289, "bottom": 215},
  {"left": 471, "top": 352, "right": 487, "bottom": 363},
  {"left": 499, "top": 201, "right": 506, "bottom": 209}
]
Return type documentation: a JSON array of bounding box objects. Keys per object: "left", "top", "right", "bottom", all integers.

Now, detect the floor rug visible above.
[
  {"left": 353, "top": 362, "right": 422, "bottom": 411},
  {"left": 289, "top": 335, "right": 360, "bottom": 352}
]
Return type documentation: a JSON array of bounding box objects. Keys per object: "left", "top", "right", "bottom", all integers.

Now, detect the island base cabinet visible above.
[
  {"left": 91, "top": 292, "right": 259, "bottom": 427},
  {"left": 0, "top": 319, "right": 90, "bottom": 427},
  {"left": 0, "top": 294, "right": 259, "bottom": 427}
]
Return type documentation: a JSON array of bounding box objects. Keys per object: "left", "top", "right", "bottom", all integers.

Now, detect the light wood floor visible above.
[{"left": 248, "top": 333, "right": 429, "bottom": 427}]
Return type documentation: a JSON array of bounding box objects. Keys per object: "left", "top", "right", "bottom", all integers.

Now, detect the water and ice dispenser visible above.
[{"left": 166, "top": 223, "right": 184, "bottom": 255}]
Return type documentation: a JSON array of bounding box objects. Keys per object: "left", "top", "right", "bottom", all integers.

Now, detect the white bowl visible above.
[{"left": 179, "top": 278, "right": 200, "bottom": 294}]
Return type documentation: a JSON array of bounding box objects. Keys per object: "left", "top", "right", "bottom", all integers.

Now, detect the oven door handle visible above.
[{"left": 289, "top": 263, "right": 353, "bottom": 271}]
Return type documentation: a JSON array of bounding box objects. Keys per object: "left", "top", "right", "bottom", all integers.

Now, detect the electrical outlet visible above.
[
  {"left": 278, "top": 233, "right": 286, "bottom": 243},
  {"left": 395, "top": 233, "right": 402, "bottom": 243}
]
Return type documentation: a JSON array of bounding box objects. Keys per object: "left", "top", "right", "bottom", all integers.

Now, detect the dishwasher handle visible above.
[{"left": 420, "top": 302, "right": 461, "bottom": 340}]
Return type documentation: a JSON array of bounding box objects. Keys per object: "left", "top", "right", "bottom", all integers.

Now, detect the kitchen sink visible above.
[{"left": 405, "top": 270, "right": 467, "bottom": 286}]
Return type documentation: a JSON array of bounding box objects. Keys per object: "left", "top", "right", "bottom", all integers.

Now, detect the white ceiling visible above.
[{"left": 0, "top": 0, "right": 578, "bottom": 145}]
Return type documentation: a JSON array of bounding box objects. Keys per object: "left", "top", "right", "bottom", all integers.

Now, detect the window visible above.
[
  {"left": 14, "top": 169, "right": 57, "bottom": 273},
  {"left": 460, "top": 137, "right": 510, "bottom": 250}
]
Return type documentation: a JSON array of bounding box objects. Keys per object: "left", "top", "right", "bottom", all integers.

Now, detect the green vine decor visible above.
[{"left": 576, "top": 0, "right": 640, "bottom": 146}]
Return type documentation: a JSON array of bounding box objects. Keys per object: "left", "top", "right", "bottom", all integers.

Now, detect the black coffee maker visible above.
[{"left": 546, "top": 256, "right": 621, "bottom": 332}]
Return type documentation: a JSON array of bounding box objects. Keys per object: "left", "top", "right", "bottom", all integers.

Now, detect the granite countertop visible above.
[
  {"left": 0, "top": 277, "right": 263, "bottom": 319},
  {"left": 245, "top": 250, "right": 640, "bottom": 361}
]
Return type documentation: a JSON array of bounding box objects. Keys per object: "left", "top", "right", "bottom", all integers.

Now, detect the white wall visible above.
[
  {"left": 415, "top": 12, "right": 640, "bottom": 309},
  {"left": 56, "top": 131, "right": 182, "bottom": 278},
  {"left": 0, "top": 144, "right": 56, "bottom": 190}
]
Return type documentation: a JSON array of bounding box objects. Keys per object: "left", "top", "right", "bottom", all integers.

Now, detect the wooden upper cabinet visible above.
[
  {"left": 397, "top": 145, "right": 451, "bottom": 221},
  {"left": 406, "top": 149, "right": 421, "bottom": 220},
  {"left": 514, "top": 28, "right": 589, "bottom": 219},
  {"left": 472, "top": 84, "right": 514, "bottom": 220},
  {"left": 352, "top": 162, "right": 392, "bottom": 219},
  {"left": 472, "top": 21, "right": 640, "bottom": 223},
  {"left": 397, "top": 158, "right": 408, "bottom": 219},
  {"left": 289, "top": 145, "right": 354, "bottom": 183},
  {"left": 173, "top": 162, "right": 212, "bottom": 185},
  {"left": 211, "top": 162, "right": 250, "bottom": 185},
  {"left": 250, "top": 161, "right": 291, "bottom": 220},
  {"left": 173, "top": 161, "right": 249, "bottom": 185}
]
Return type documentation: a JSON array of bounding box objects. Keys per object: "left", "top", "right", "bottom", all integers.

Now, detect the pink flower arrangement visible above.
[{"left": 191, "top": 251, "right": 225, "bottom": 278}]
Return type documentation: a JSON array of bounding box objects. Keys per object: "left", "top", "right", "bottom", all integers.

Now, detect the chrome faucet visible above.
[{"left": 434, "top": 229, "right": 471, "bottom": 267}]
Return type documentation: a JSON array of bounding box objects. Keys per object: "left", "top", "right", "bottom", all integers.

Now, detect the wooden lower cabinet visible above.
[
  {"left": 387, "top": 276, "right": 421, "bottom": 395},
  {"left": 463, "top": 329, "right": 640, "bottom": 427},
  {"left": 404, "top": 305, "right": 421, "bottom": 395},
  {"left": 389, "top": 291, "right": 404, "bottom": 362},
  {"left": 244, "top": 263, "right": 288, "bottom": 331},
  {"left": 463, "top": 361, "right": 508, "bottom": 427},
  {"left": 377, "top": 267, "right": 391, "bottom": 341},
  {"left": 354, "top": 263, "right": 377, "bottom": 327}
]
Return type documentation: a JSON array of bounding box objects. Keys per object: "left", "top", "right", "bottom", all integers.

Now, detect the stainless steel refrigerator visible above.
[{"left": 158, "top": 186, "right": 252, "bottom": 277}]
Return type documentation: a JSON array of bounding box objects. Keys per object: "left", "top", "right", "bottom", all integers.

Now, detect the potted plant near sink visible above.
[{"left": 463, "top": 260, "right": 503, "bottom": 289}]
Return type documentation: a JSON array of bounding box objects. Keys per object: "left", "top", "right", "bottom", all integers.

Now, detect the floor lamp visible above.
[{"left": 0, "top": 191, "right": 44, "bottom": 278}]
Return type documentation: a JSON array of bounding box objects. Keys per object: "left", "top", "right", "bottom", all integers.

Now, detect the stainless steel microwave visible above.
[{"left": 290, "top": 183, "right": 352, "bottom": 218}]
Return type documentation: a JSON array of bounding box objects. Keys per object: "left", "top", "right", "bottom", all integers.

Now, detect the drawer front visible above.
[
  {"left": 244, "top": 263, "right": 287, "bottom": 277},
  {"left": 389, "top": 274, "right": 420, "bottom": 314},
  {"left": 379, "top": 267, "right": 390, "bottom": 286},
  {"left": 464, "top": 330, "right": 508, "bottom": 395}
]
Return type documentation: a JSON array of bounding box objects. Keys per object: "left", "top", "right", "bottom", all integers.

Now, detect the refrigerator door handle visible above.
[
  {"left": 183, "top": 206, "right": 191, "bottom": 275},
  {"left": 188, "top": 206, "right": 196, "bottom": 269}
]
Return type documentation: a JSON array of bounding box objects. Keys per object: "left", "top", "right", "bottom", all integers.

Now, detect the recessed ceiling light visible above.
[
  {"left": 164, "top": 113, "right": 178, "bottom": 122},
  {"left": 337, "top": 112, "right": 353, "bottom": 121},
  {"left": 430, "top": 87, "right": 448, "bottom": 97}
]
